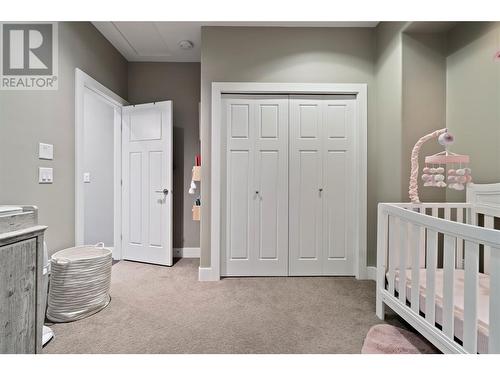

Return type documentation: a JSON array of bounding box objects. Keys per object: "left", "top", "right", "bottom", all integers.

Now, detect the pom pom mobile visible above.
[{"left": 409, "top": 128, "right": 472, "bottom": 203}]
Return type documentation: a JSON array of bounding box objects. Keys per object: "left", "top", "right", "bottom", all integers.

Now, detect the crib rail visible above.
[{"left": 376, "top": 202, "right": 500, "bottom": 354}]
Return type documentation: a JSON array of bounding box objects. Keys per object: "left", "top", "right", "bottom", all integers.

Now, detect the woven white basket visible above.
[{"left": 47, "top": 243, "right": 112, "bottom": 323}]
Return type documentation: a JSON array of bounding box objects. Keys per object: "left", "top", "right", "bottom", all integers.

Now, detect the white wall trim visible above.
[
  {"left": 75, "top": 69, "right": 128, "bottom": 261},
  {"left": 198, "top": 266, "right": 219, "bottom": 281},
  {"left": 209, "top": 82, "right": 368, "bottom": 281},
  {"left": 174, "top": 247, "right": 200, "bottom": 258}
]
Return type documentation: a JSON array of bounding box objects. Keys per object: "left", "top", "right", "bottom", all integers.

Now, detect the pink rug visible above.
[{"left": 361, "top": 324, "right": 438, "bottom": 354}]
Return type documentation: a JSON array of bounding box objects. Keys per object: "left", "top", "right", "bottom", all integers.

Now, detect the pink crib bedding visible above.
[{"left": 388, "top": 269, "right": 490, "bottom": 353}]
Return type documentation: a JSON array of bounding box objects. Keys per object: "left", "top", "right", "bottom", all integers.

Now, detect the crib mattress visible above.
[{"left": 388, "top": 269, "right": 490, "bottom": 353}]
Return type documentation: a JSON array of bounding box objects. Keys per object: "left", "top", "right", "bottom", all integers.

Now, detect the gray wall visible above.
[
  {"left": 446, "top": 22, "right": 500, "bottom": 202},
  {"left": 200, "top": 26, "right": 377, "bottom": 267},
  {"left": 374, "top": 23, "right": 405, "bottom": 203},
  {"left": 0, "top": 22, "right": 128, "bottom": 256},
  {"left": 373, "top": 22, "right": 406, "bottom": 265},
  {"left": 402, "top": 31, "right": 447, "bottom": 204},
  {"left": 128, "top": 62, "right": 201, "bottom": 248},
  {"left": 200, "top": 24, "right": 457, "bottom": 269}
]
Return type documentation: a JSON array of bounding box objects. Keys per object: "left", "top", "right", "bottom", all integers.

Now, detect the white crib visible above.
[{"left": 376, "top": 183, "right": 500, "bottom": 353}]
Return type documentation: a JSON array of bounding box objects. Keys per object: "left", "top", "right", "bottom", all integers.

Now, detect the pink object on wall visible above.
[
  {"left": 409, "top": 128, "right": 472, "bottom": 203},
  {"left": 409, "top": 128, "right": 447, "bottom": 203}
]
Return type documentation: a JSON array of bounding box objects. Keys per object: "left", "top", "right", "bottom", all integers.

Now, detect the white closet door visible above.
[
  {"left": 322, "top": 98, "right": 355, "bottom": 275},
  {"left": 222, "top": 95, "right": 288, "bottom": 276},
  {"left": 223, "top": 97, "right": 255, "bottom": 276},
  {"left": 254, "top": 97, "right": 288, "bottom": 275},
  {"left": 289, "top": 97, "right": 324, "bottom": 275},
  {"left": 289, "top": 96, "right": 356, "bottom": 276}
]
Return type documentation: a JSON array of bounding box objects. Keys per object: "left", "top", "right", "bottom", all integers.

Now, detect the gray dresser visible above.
[{"left": 0, "top": 206, "right": 47, "bottom": 354}]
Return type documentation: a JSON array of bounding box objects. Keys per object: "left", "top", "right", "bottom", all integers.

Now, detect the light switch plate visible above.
[
  {"left": 39, "top": 167, "right": 53, "bottom": 184},
  {"left": 83, "top": 172, "right": 91, "bottom": 183},
  {"left": 39, "top": 143, "right": 54, "bottom": 160}
]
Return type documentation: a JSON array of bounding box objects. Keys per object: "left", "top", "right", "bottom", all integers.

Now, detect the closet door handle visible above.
[
  {"left": 319, "top": 188, "right": 323, "bottom": 193},
  {"left": 155, "top": 189, "right": 169, "bottom": 195}
]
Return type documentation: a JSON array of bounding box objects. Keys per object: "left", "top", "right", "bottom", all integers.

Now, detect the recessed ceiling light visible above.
[{"left": 178, "top": 40, "right": 194, "bottom": 50}]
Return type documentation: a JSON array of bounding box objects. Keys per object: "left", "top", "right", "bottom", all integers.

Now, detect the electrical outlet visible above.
[{"left": 39, "top": 167, "right": 53, "bottom": 184}]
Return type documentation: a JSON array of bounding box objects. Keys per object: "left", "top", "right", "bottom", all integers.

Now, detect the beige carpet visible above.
[{"left": 42, "top": 259, "right": 434, "bottom": 354}]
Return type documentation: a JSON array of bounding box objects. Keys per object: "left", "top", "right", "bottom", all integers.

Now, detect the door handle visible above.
[{"left": 155, "top": 189, "right": 169, "bottom": 195}]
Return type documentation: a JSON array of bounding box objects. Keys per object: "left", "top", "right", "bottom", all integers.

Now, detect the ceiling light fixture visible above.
[{"left": 178, "top": 40, "right": 194, "bottom": 50}]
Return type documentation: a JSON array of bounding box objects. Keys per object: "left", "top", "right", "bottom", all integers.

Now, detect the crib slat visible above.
[
  {"left": 410, "top": 223, "right": 421, "bottom": 314},
  {"left": 463, "top": 240, "right": 479, "bottom": 353},
  {"left": 489, "top": 247, "right": 500, "bottom": 353},
  {"left": 483, "top": 216, "right": 494, "bottom": 274},
  {"left": 426, "top": 229, "right": 438, "bottom": 326},
  {"left": 414, "top": 207, "right": 426, "bottom": 268},
  {"left": 399, "top": 220, "right": 408, "bottom": 304},
  {"left": 442, "top": 234, "right": 456, "bottom": 340},
  {"left": 444, "top": 207, "right": 451, "bottom": 221},
  {"left": 431, "top": 207, "right": 438, "bottom": 218},
  {"left": 388, "top": 216, "right": 399, "bottom": 296},
  {"left": 419, "top": 226, "right": 426, "bottom": 268},
  {"left": 456, "top": 209, "right": 464, "bottom": 269}
]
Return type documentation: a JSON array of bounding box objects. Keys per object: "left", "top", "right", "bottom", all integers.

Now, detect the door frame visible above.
[
  {"left": 208, "top": 82, "right": 368, "bottom": 281},
  {"left": 75, "top": 69, "right": 128, "bottom": 260}
]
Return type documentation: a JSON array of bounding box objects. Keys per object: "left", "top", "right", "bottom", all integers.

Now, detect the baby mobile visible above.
[{"left": 409, "top": 128, "right": 472, "bottom": 203}]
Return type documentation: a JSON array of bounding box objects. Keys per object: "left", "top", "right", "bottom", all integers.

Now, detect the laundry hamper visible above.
[{"left": 47, "top": 243, "right": 112, "bottom": 323}]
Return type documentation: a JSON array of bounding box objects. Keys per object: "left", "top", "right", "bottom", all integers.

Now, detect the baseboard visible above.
[
  {"left": 173, "top": 247, "right": 200, "bottom": 258},
  {"left": 366, "top": 266, "right": 377, "bottom": 281},
  {"left": 198, "top": 266, "right": 219, "bottom": 281}
]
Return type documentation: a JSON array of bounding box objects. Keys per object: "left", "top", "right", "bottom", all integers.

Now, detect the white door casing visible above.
[
  {"left": 121, "top": 101, "right": 173, "bottom": 266},
  {"left": 209, "top": 82, "right": 368, "bottom": 282},
  {"left": 222, "top": 95, "right": 288, "bottom": 276},
  {"left": 289, "top": 96, "right": 356, "bottom": 275}
]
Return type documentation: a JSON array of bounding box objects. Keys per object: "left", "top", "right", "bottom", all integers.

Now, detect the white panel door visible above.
[
  {"left": 222, "top": 95, "right": 288, "bottom": 276},
  {"left": 322, "top": 98, "right": 355, "bottom": 275},
  {"left": 253, "top": 97, "right": 289, "bottom": 275},
  {"left": 223, "top": 97, "right": 255, "bottom": 275},
  {"left": 289, "top": 96, "right": 356, "bottom": 276},
  {"left": 122, "top": 101, "right": 173, "bottom": 266},
  {"left": 289, "top": 97, "right": 324, "bottom": 275}
]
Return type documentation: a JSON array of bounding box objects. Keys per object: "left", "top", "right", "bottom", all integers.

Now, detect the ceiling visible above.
[{"left": 92, "top": 22, "right": 379, "bottom": 62}]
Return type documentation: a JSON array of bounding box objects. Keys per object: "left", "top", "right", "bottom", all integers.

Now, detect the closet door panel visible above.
[
  {"left": 223, "top": 96, "right": 288, "bottom": 276},
  {"left": 297, "top": 151, "right": 322, "bottom": 260},
  {"left": 322, "top": 100, "right": 355, "bottom": 275},
  {"left": 289, "top": 97, "right": 323, "bottom": 276},
  {"left": 228, "top": 150, "right": 251, "bottom": 260},
  {"left": 325, "top": 150, "right": 347, "bottom": 260},
  {"left": 223, "top": 98, "right": 255, "bottom": 275},
  {"left": 254, "top": 98, "right": 288, "bottom": 275},
  {"left": 257, "top": 150, "right": 279, "bottom": 259}
]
